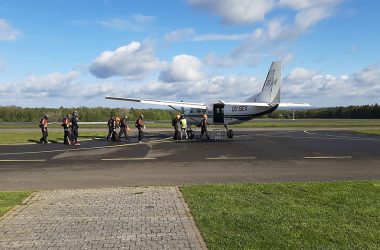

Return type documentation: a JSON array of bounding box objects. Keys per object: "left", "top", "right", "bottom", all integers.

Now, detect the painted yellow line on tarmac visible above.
[
  {"left": 101, "top": 157, "right": 156, "bottom": 161},
  {"left": 304, "top": 156, "right": 352, "bottom": 159},
  {"left": 206, "top": 156, "right": 256, "bottom": 160},
  {"left": 0, "top": 159, "right": 47, "bottom": 162}
]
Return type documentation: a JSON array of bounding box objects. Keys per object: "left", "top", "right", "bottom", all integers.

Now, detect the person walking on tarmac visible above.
[
  {"left": 39, "top": 114, "right": 49, "bottom": 144},
  {"left": 118, "top": 115, "right": 129, "bottom": 141},
  {"left": 180, "top": 114, "right": 188, "bottom": 140},
  {"left": 61, "top": 114, "right": 72, "bottom": 145},
  {"left": 106, "top": 116, "right": 114, "bottom": 141},
  {"left": 110, "top": 116, "right": 118, "bottom": 142},
  {"left": 200, "top": 114, "right": 211, "bottom": 140},
  {"left": 71, "top": 111, "right": 80, "bottom": 145},
  {"left": 135, "top": 115, "right": 144, "bottom": 143},
  {"left": 172, "top": 114, "right": 180, "bottom": 140}
]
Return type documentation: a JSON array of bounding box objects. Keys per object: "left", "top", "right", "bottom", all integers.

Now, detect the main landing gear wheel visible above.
[
  {"left": 227, "top": 129, "right": 234, "bottom": 138},
  {"left": 187, "top": 130, "right": 194, "bottom": 139}
]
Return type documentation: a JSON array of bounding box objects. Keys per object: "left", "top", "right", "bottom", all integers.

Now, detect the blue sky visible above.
[{"left": 0, "top": 0, "right": 379, "bottom": 107}]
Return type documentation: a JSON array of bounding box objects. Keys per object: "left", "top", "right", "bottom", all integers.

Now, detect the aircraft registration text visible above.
[{"left": 232, "top": 106, "right": 248, "bottom": 112}]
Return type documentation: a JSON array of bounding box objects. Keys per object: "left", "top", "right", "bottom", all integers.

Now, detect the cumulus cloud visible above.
[
  {"left": 89, "top": 41, "right": 164, "bottom": 79},
  {"left": 187, "top": 0, "right": 274, "bottom": 25},
  {"left": 187, "top": 0, "right": 345, "bottom": 68},
  {"left": 159, "top": 54, "right": 204, "bottom": 82},
  {"left": 283, "top": 65, "right": 380, "bottom": 104},
  {"left": 128, "top": 75, "right": 261, "bottom": 102},
  {"left": 0, "top": 19, "right": 21, "bottom": 41}
]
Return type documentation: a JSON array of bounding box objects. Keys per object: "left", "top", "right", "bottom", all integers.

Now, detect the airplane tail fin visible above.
[{"left": 245, "top": 61, "right": 281, "bottom": 105}]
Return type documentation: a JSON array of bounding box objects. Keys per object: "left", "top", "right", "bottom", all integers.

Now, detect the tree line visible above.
[
  {"left": 267, "top": 104, "right": 380, "bottom": 119},
  {"left": 0, "top": 104, "right": 379, "bottom": 122},
  {"left": 0, "top": 106, "right": 177, "bottom": 122}
]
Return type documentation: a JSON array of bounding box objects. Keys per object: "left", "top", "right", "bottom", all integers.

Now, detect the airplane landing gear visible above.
[{"left": 224, "top": 125, "right": 234, "bottom": 138}]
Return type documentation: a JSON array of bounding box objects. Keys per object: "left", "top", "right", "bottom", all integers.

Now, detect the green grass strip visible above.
[
  {"left": 181, "top": 181, "right": 380, "bottom": 249},
  {"left": 0, "top": 191, "right": 33, "bottom": 217},
  {"left": 0, "top": 131, "right": 105, "bottom": 145},
  {"left": 353, "top": 129, "right": 380, "bottom": 135}
]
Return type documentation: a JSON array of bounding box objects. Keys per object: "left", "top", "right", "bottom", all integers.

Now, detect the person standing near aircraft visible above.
[
  {"left": 106, "top": 116, "right": 114, "bottom": 141},
  {"left": 118, "top": 115, "right": 129, "bottom": 141},
  {"left": 180, "top": 114, "right": 188, "bottom": 140},
  {"left": 61, "top": 114, "right": 72, "bottom": 145},
  {"left": 109, "top": 116, "right": 118, "bottom": 142},
  {"left": 135, "top": 114, "right": 144, "bottom": 143},
  {"left": 172, "top": 114, "right": 180, "bottom": 140},
  {"left": 71, "top": 111, "right": 80, "bottom": 145},
  {"left": 200, "top": 114, "right": 211, "bottom": 140},
  {"left": 39, "top": 114, "right": 49, "bottom": 144}
]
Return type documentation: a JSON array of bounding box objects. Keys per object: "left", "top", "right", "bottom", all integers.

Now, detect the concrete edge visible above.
[
  {"left": 0, "top": 191, "right": 38, "bottom": 221},
  {"left": 175, "top": 187, "right": 208, "bottom": 250}
]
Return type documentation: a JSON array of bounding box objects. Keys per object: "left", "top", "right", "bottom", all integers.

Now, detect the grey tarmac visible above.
[{"left": 0, "top": 129, "right": 379, "bottom": 190}]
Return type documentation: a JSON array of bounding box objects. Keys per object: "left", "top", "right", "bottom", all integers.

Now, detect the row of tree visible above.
[
  {"left": 0, "top": 104, "right": 379, "bottom": 122},
  {"left": 267, "top": 104, "right": 380, "bottom": 119},
  {"left": 0, "top": 106, "right": 177, "bottom": 122}
]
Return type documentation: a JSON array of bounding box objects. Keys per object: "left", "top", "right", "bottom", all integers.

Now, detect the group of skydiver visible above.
[
  {"left": 39, "top": 112, "right": 211, "bottom": 145},
  {"left": 106, "top": 114, "right": 145, "bottom": 143},
  {"left": 39, "top": 111, "right": 80, "bottom": 145},
  {"left": 172, "top": 113, "right": 211, "bottom": 140}
]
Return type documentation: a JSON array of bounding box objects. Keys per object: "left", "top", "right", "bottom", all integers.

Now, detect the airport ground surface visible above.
[{"left": 0, "top": 128, "right": 379, "bottom": 191}]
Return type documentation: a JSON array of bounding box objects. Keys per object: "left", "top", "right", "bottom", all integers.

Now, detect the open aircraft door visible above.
[{"left": 213, "top": 103, "right": 225, "bottom": 124}]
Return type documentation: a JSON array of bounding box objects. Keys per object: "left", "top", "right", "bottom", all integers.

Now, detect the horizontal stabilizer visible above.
[
  {"left": 105, "top": 96, "right": 207, "bottom": 109},
  {"left": 278, "top": 103, "right": 311, "bottom": 108}
]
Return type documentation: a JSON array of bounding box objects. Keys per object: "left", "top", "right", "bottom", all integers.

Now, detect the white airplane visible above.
[{"left": 106, "top": 61, "right": 310, "bottom": 139}]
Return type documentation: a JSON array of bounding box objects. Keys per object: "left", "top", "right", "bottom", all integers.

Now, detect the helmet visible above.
[
  {"left": 124, "top": 115, "right": 128, "bottom": 119},
  {"left": 139, "top": 115, "right": 144, "bottom": 118},
  {"left": 73, "top": 111, "right": 78, "bottom": 116},
  {"left": 44, "top": 114, "right": 49, "bottom": 118},
  {"left": 181, "top": 114, "right": 185, "bottom": 119}
]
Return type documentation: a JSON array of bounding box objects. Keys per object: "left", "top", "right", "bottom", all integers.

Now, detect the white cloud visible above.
[
  {"left": 89, "top": 41, "right": 164, "bottom": 79},
  {"left": 164, "top": 28, "right": 195, "bottom": 42},
  {"left": 98, "top": 14, "right": 155, "bottom": 31},
  {"left": 0, "top": 19, "right": 21, "bottom": 41},
  {"left": 187, "top": 0, "right": 345, "bottom": 68},
  {"left": 187, "top": 0, "right": 274, "bottom": 25},
  {"left": 283, "top": 65, "right": 380, "bottom": 104},
  {"left": 128, "top": 75, "right": 260, "bottom": 102},
  {"left": 159, "top": 54, "right": 204, "bottom": 82},
  {"left": 164, "top": 28, "right": 250, "bottom": 42},
  {"left": 286, "top": 67, "right": 316, "bottom": 82}
]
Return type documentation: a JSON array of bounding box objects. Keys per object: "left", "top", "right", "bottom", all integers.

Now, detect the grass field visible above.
[
  {"left": 181, "top": 181, "right": 380, "bottom": 250},
  {"left": 0, "top": 191, "right": 33, "bottom": 217},
  {"left": 353, "top": 129, "right": 380, "bottom": 135},
  {"left": 0, "top": 131, "right": 105, "bottom": 145}
]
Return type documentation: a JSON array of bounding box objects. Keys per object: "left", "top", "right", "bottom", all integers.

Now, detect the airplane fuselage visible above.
[{"left": 186, "top": 102, "right": 279, "bottom": 125}]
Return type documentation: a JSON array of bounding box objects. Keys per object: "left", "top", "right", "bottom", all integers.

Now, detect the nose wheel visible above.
[{"left": 224, "top": 125, "right": 234, "bottom": 138}]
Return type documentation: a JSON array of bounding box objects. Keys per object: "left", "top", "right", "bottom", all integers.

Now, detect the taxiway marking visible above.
[
  {"left": 0, "top": 159, "right": 47, "bottom": 162},
  {"left": 303, "top": 156, "right": 352, "bottom": 159},
  {"left": 101, "top": 157, "right": 156, "bottom": 161},
  {"left": 206, "top": 156, "right": 256, "bottom": 160}
]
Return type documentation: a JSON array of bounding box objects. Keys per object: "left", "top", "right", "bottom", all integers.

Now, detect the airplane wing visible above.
[
  {"left": 222, "top": 102, "right": 271, "bottom": 107},
  {"left": 105, "top": 96, "right": 207, "bottom": 109}
]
